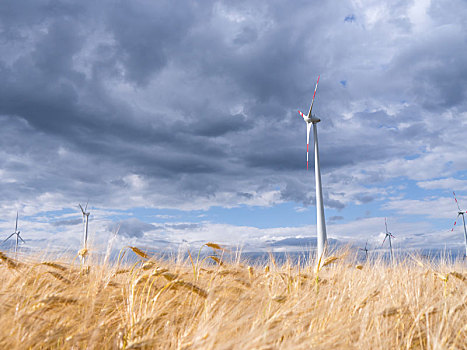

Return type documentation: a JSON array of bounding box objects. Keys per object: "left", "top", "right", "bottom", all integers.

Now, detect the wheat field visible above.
[{"left": 0, "top": 245, "right": 466, "bottom": 349}]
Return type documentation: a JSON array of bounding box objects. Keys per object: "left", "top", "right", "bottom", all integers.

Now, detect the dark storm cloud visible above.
[
  {"left": 280, "top": 179, "right": 314, "bottom": 206},
  {"left": 1, "top": 0, "right": 467, "bottom": 216},
  {"left": 104, "top": 1, "right": 198, "bottom": 86},
  {"left": 189, "top": 113, "right": 253, "bottom": 137}
]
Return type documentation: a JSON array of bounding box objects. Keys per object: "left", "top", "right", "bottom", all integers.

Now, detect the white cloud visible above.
[
  {"left": 383, "top": 196, "right": 457, "bottom": 219},
  {"left": 417, "top": 178, "right": 467, "bottom": 191}
]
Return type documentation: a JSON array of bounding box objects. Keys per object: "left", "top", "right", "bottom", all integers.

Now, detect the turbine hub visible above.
[{"left": 309, "top": 114, "right": 321, "bottom": 123}]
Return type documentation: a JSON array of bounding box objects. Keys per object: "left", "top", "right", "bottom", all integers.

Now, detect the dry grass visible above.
[{"left": 0, "top": 246, "right": 466, "bottom": 349}]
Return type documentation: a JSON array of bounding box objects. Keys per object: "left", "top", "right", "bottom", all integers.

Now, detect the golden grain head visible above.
[
  {"left": 205, "top": 242, "right": 225, "bottom": 251},
  {"left": 0, "top": 251, "right": 19, "bottom": 268},
  {"left": 129, "top": 246, "right": 150, "bottom": 260},
  {"left": 162, "top": 272, "right": 178, "bottom": 281},
  {"left": 174, "top": 281, "right": 208, "bottom": 298},
  {"left": 449, "top": 271, "right": 466, "bottom": 282},
  {"left": 41, "top": 261, "right": 68, "bottom": 271},
  {"left": 247, "top": 266, "right": 254, "bottom": 279},
  {"left": 142, "top": 261, "right": 156, "bottom": 270},
  {"left": 272, "top": 295, "right": 287, "bottom": 303},
  {"left": 209, "top": 256, "right": 224, "bottom": 266},
  {"left": 78, "top": 248, "right": 88, "bottom": 257},
  {"left": 321, "top": 256, "right": 339, "bottom": 267},
  {"left": 381, "top": 306, "right": 408, "bottom": 317},
  {"left": 47, "top": 271, "right": 71, "bottom": 284}
]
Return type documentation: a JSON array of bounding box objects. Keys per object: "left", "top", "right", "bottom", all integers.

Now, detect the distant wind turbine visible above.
[
  {"left": 298, "top": 75, "right": 327, "bottom": 260},
  {"left": 381, "top": 218, "right": 395, "bottom": 262},
  {"left": 2, "top": 212, "right": 25, "bottom": 256},
  {"left": 79, "top": 202, "right": 90, "bottom": 260},
  {"left": 451, "top": 191, "right": 467, "bottom": 258},
  {"left": 360, "top": 240, "right": 369, "bottom": 260}
]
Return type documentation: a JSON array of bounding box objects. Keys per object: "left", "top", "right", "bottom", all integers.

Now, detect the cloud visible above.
[
  {"left": 109, "top": 218, "right": 159, "bottom": 238},
  {"left": 328, "top": 216, "right": 344, "bottom": 222},
  {"left": 417, "top": 178, "right": 467, "bottom": 191},
  {"left": 165, "top": 223, "right": 201, "bottom": 231},
  {"left": 1, "top": 0, "right": 467, "bottom": 250},
  {"left": 383, "top": 197, "right": 457, "bottom": 219},
  {"left": 51, "top": 218, "right": 82, "bottom": 227},
  {"left": 269, "top": 237, "right": 340, "bottom": 248}
]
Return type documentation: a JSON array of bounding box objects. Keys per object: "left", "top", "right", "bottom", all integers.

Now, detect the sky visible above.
[{"left": 1, "top": 0, "right": 467, "bottom": 255}]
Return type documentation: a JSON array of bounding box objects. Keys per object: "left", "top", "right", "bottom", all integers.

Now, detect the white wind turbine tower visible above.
[
  {"left": 451, "top": 191, "right": 467, "bottom": 258},
  {"left": 2, "top": 212, "right": 25, "bottom": 256},
  {"left": 298, "top": 75, "right": 327, "bottom": 260},
  {"left": 381, "top": 218, "right": 395, "bottom": 263},
  {"left": 79, "top": 202, "right": 90, "bottom": 257}
]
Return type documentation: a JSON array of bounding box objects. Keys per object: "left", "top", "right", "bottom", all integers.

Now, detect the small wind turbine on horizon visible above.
[
  {"left": 79, "top": 202, "right": 90, "bottom": 262},
  {"left": 381, "top": 218, "right": 395, "bottom": 262},
  {"left": 298, "top": 75, "right": 327, "bottom": 261},
  {"left": 2, "top": 212, "right": 25, "bottom": 256},
  {"left": 451, "top": 191, "right": 467, "bottom": 258},
  {"left": 360, "top": 240, "right": 369, "bottom": 260}
]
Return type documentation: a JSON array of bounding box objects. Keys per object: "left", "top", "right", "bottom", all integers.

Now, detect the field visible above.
[{"left": 0, "top": 245, "right": 466, "bottom": 349}]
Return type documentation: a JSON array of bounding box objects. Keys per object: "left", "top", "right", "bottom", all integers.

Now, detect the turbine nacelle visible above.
[
  {"left": 79, "top": 203, "right": 90, "bottom": 217},
  {"left": 298, "top": 110, "right": 321, "bottom": 124},
  {"left": 307, "top": 115, "right": 321, "bottom": 124}
]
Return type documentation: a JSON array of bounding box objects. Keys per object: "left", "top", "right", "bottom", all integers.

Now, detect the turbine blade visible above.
[
  {"left": 79, "top": 204, "right": 85, "bottom": 214},
  {"left": 381, "top": 235, "right": 387, "bottom": 247},
  {"left": 451, "top": 215, "right": 460, "bottom": 231},
  {"left": 18, "top": 234, "right": 26, "bottom": 244},
  {"left": 306, "top": 123, "right": 312, "bottom": 170},
  {"left": 298, "top": 110, "right": 307, "bottom": 120},
  {"left": 15, "top": 212, "right": 18, "bottom": 232},
  {"left": 84, "top": 200, "right": 89, "bottom": 212},
  {"left": 308, "top": 75, "right": 320, "bottom": 117},
  {"left": 385, "top": 217, "right": 388, "bottom": 234},
  {"left": 2, "top": 233, "right": 16, "bottom": 244},
  {"left": 453, "top": 191, "right": 461, "bottom": 211}
]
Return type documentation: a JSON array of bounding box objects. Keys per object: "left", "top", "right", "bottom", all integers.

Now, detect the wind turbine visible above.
[
  {"left": 451, "top": 191, "right": 467, "bottom": 258},
  {"left": 79, "top": 202, "right": 90, "bottom": 253},
  {"left": 381, "top": 218, "right": 395, "bottom": 262},
  {"left": 298, "top": 75, "right": 327, "bottom": 260},
  {"left": 360, "top": 240, "right": 369, "bottom": 260},
  {"left": 2, "top": 212, "right": 25, "bottom": 255}
]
